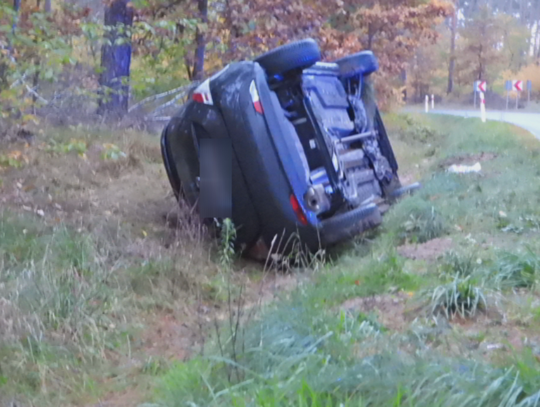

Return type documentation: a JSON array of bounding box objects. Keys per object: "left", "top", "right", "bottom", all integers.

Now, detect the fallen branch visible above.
[
  {"left": 146, "top": 116, "right": 171, "bottom": 121},
  {"left": 128, "top": 82, "right": 199, "bottom": 113},
  {"left": 25, "top": 84, "right": 49, "bottom": 105},
  {"left": 9, "top": 71, "right": 28, "bottom": 89},
  {"left": 150, "top": 90, "right": 188, "bottom": 116}
]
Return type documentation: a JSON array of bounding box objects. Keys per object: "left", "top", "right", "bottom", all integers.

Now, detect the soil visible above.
[
  {"left": 397, "top": 237, "right": 454, "bottom": 262},
  {"left": 340, "top": 292, "right": 412, "bottom": 331}
]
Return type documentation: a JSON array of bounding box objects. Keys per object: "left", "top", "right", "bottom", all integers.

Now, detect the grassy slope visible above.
[
  {"left": 153, "top": 114, "right": 540, "bottom": 406},
  {"left": 2, "top": 114, "right": 540, "bottom": 406},
  {"left": 0, "top": 126, "right": 272, "bottom": 407}
]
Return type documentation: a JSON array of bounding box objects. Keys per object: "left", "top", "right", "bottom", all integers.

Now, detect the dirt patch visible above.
[
  {"left": 139, "top": 312, "right": 200, "bottom": 362},
  {"left": 438, "top": 152, "right": 497, "bottom": 168},
  {"left": 397, "top": 237, "right": 453, "bottom": 262},
  {"left": 340, "top": 292, "right": 412, "bottom": 331}
]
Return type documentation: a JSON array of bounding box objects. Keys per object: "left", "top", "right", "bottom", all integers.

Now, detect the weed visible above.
[
  {"left": 428, "top": 275, "right": 487, "bottom": 319},
  {"left": 218, "top": 218, "right": 237, "bottom": 268},
  {"left": 100, "top": 143, "right": 127, "bottom": 161},
  {"left": 491, "top": 246, "right": 540, "bottom": 289},
  {"left": 400, "top": 114, "right": 442, "bottom": 143},
  {"left": 141, "top": 356, "right": 170, "bottom": 375},
  {"left": 45, "top": 138, "right": 87, "bottom": 156},
  {"left": 439, "top": 250, "right": 481, "bottom": 278},
  {"left": 384, "top": 197, "right": 447, "bottom": 244},
  {"left": 0, "top": 150, "right": 28, "bottom": 168}
]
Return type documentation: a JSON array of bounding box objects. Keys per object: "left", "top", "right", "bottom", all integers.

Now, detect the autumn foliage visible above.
[
  {"left": 194, "top": 0, "right": 453, "bottom": 107},
  {"left": 5, "top": 0, "right": 539, "bottom": 127}
]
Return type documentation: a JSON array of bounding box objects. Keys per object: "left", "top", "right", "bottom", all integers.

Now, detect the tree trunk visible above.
[
  {"left": 536, "top": 19, "right": 540, "bottom": 59},
  {"left": 98, "top": 0, "right": 134, "bottom": 117},
  {"left": 367, "top": 23, "right": 374, "bottom": 49},
  {"left": 192, "top": 0, "right": 208, "bottom": 80},
  {"left": 447, "top": 5, "right": 457, "bottom": 94},
  {"left": 12, "top": 0, "right": 21, "bottom": 35},
  {"left": 32, "top": 0, "right": 52, "bottom": 111}
]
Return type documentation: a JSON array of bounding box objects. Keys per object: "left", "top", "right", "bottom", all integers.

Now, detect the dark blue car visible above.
[{"left": 161, "top": 39, "right": 419, "bottom": 258}]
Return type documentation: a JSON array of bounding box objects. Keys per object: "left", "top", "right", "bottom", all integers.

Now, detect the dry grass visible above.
[{"left": 0, "top": 122, "right": 306, "bottom": 406}]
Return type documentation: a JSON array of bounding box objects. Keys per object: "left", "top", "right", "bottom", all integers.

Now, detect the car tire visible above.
[
  {"left": 335, "top": 50, "right": 379, "bottom": 79},
  {"left": 254, "top": 38, "right": 322, "bottom": 76}
]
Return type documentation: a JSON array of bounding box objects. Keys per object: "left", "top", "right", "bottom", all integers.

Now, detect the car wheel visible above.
[
  {"left": 335, "top": 50, "right": 379, "bottom": 79},
  {"left": 254, "top": 38, "right": 322, "bottom": 76}
]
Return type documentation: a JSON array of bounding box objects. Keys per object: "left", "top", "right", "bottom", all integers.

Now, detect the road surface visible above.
[{"left": 420, "top": 109, "right": 540, "bottom": 139}]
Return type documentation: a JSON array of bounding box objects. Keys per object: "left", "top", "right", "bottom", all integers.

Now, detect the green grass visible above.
[
  {"left": 490, "top": 246, "right": 540, "bottom": 289},
  {"left": 155, "top": 292, "right": 540, "bottom": 407},
  {"left": 5, "top": 114, "right": 540, "bottom": 406},
  {"left": 151, "top": 113, "right": 540, "bottom": 407}
]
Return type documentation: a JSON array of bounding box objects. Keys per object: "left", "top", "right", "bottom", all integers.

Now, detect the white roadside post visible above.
[
  {"left": 513, "top": 80, "right": 522, "bottom": 109},
  {"left": 505, "top": 80, "right": 511, "bottom": 110},
  {"left": 480, "top": 91, "right": 486, "bottom": 123},
  {"left": 425, "top": 95, "right": 429, "bottom": 113},
  {"left": 431, "top": 94, "right": 434, "bottom": 110}
]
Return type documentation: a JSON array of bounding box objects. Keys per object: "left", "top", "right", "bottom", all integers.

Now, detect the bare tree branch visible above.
[
  {"left": 128, "top": 82, "right": 198, "bottom": 113},
  {"left": 150, "top": 89, "right": 188, "bottom": 116},
  {"left": 145, "top": 116, "right": 171, "bottom": 121},
  {"left": 25, "top": 84, "right": 49, "bottom": 105}
]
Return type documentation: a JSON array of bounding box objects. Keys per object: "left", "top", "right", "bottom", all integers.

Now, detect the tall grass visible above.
[
  {"left": 156, "top": 296, "right": 540, "bottom": 407},
  {"left": 152, "top": 115, "right": 540, "bottom": 407},
  {"left": 491, "top": 246, "right": 540, "bottom": 289},
  {"left": 0, "top": 206, "right": 216, "bottom": 404}
]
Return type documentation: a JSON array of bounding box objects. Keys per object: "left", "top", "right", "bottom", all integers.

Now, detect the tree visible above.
[
  {"left": 320, "top": 0, "right": 453, "bottom": 106},
  {"left": 98, "top": 0, "right": 134, "bottom": 117},
  {"left": 457, "top": 6, "right": 503, "bottom": 83},
  {"left": 191, "top": 0, "right": 207, "bottom": 80},
  {"left": 499, "top": 13, "right": 530, "bottom": 72},
  {"left": 447, "top": 0, "right": 457, "bottom": 94}
]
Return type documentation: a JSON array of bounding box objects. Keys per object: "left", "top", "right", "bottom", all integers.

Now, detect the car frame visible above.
[{"left": 161, "top": 38, "right": 419, "bottom": 257}]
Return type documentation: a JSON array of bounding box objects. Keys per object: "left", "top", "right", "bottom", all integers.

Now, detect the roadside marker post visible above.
[
  {"left": 527, "top": 80, "right": 532, "bottom": 103},
  {"left": 474, "top": 81, "right": 486, "bottom": 108},
  {"left": 513, "top": 80, "right": 523, "bottom": 109},
  {"left": 505, "top": 80, "right": 512, "bottom": 110},
  {"left": 425, "top": 95, "right": 429, "bottom": 113},
  {"left": 431, "top": 94, "right": 434, "bottom": 110},
  {"left": 480, "top": 91, "right": 486, "bottom": 123}
]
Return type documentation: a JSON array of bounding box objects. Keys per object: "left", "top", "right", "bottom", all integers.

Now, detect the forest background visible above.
[{"left": 0, "top": 0, "right": 540, "bottom": 132}]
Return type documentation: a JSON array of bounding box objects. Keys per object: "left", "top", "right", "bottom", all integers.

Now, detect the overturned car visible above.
[{"left": 161, "top": 39, "right": 419, "bottom": 256}]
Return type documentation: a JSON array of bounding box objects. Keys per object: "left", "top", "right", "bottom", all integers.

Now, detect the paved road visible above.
[{"left": 425, "top": 109, "right": 540, "bottom": 139}]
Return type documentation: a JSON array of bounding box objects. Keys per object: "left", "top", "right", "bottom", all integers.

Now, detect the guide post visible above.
[
  {"left": 505, "top": 80, "right": 512, "bottom": 110},
  {"left": 480, "top": 91, "right": 486, "bottom": 123},
  {"left": 513, "top": 80, "right": 522, "bottom": 109}
]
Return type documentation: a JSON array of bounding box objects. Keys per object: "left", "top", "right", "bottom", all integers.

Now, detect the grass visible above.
[
  {"left": 151, "top": 113, "right": 540, "bottom": 406},
  {"left": 154, "top": 293, "right": 540, "bottom": 407},
  {"left": 427, "top": 275, "right": 488, "bottom": 318},
  {"left": 0, "top": 124, "right": 235, "bottom": 406},
  {"left": 4, "top": 113, "right": 540, "bottom": 406},
  {"left": 489, "top": 246, "right": 540, "bottom": 289}
]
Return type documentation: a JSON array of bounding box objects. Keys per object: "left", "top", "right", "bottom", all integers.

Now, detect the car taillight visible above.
[
  {"left": 249, "top": 81, "right": 264, "bottom": 114},
  {"left": 290, "top": 195, "right": 308, "bottom": 226},
  {"left": 192, "top": 78, "right": 213, "bottom": 105}
]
